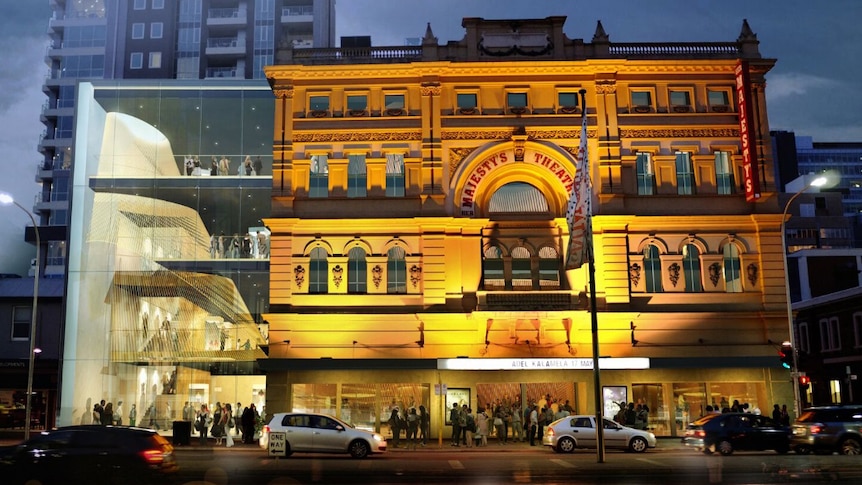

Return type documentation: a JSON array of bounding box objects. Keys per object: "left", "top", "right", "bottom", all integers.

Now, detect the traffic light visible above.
[
  {"left": 798, "top": 375, "right": 811, "bottom": 391},
  {"left": 779, "top": 342, "right": 794, "bottom": 369}
]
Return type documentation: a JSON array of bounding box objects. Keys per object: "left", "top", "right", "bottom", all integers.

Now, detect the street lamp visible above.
[
  {"left": 0, "top": 192, "right": 40, "bottom": 440},
  {"left": 780, "top": 173, "right": 835, "bottom": 418}
]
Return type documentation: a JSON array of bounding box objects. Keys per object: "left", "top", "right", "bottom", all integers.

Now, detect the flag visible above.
[{"left": 564, "top": 109, "right": 592, "bottom": 270}]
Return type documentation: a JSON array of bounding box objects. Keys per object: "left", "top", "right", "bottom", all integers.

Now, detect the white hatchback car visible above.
[
  {"left": 543, "top": 415, "right": 657, "bottom": 453},
  {"left": 259, "top": 412, "right": 387, "bottom": 458}
]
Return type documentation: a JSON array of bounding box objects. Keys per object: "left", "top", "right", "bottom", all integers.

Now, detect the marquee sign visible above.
[{"left": 459, "top": 148, "right": 574, "bottom": 216}]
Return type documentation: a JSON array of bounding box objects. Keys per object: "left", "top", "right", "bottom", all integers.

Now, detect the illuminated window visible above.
[
  {"left": 387, "top": 247, "right": 407, "bottom": 294},
  {"left": 12, "top": 307, "right": 31, "bottom": 340},
  {"left": 132, "top": 23, "right": 145, "bottom": 39},
  {"left": 538, "top": 246, "right": 561, "bottom": 289},
  {"left": 511, "top": 246, "right": 532, "bottom": 290},
  {"left": 715, "top": 151, "right": 735, "bottom": 195},
  {"left": 636, "top": 152, "right": 654, "bottom": 195},
  {"left": 483, "top": 245, "right": 505, "bottom": 290},
  {"left": 643, "top": 244, "right": 662, "bottom": 292},
  {"left": 347, "top": 247, "right": 367, "bottom": 294},
  {"left": 675, "top": 152, "right": 695, "bottom": 195},
  {"left": 309, "top": 247, "right": 328, "bottom": 294},
  {"left": 723, "top": 243, "right": 742, "bottom": 293},
  {"left": 385, "top": 154, "right": 405, "bottom": 197},
  {"left": 309, "top": 155, "right": 328, "bottom": 198},
  {"left": 347, "top": 154, "right": 367, "bottom": 198},
  {"left": 682, "top": 244, "right": 702, "bottom": 292}
]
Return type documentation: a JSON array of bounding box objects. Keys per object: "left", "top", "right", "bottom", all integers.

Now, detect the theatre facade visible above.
[{"left": 261, "top": 17, "right": 794, "bottom": 438}]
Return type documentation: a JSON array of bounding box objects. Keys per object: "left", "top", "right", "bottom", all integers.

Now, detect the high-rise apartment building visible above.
[{"left": 35, "top": 0, "right": 334, "bottom": 278}]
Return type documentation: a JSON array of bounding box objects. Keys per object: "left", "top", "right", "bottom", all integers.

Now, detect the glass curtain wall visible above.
[{"left": 61, "top": 80, "right": 273, "bottom": 432}]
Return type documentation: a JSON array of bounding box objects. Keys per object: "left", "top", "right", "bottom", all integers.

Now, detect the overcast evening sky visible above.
[{"left": 1, "top": 0, "right": 860, "bottom": 274}]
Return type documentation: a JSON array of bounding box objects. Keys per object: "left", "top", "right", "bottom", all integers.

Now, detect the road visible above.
[{"left": 170, "top": 440, "right": 862, "bottom": 484}]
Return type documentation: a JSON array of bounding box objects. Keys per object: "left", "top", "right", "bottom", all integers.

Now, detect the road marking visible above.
[
  {"left": 636, "top": 457, "right": 665, "bottom": 467},
  {"left": 449, "top": 460, "right": 465, "bottom": 469},
  {"left": 550, "top": 458, "right": 577, "bottom": 468}
]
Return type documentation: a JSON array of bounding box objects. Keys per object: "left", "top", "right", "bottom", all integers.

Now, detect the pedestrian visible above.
[
  {"left": 129, "top": 403, "right": 137, "bottom": 427},
  {"left": 224, "top": 403, "right": 234, "bottom": 448},
  {"left": 529, "top": 404, "right": 539, "bottom": 446},
  {"left": 418, "top": 405, "right": 429, "bottom": 446},
  {"left": 197, "top": 404, "right": 210, "bottom": 446},
  {"left": 449, "top": 402, "right": 461, "bottom": 446},
  {"left": 406, "top": 407, "right": 419, "bottom": 450}
]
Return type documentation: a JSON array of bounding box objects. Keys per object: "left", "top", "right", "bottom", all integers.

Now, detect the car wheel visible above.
[
  {"left": 717, "top": 440, "right": 733, "bottom": 456},
  {"left": 349, "top": 439, "right": 370, "bottom": 458},
  {"left": 629, "top": 436, "right": 648, "bottom": 453},
  {"left": 558, "top": 437, "right": 576, "bottom": 453},
  {"left": 794, "top": 445, "right": 811, "bottom": 455},
  {"left": 838, "top": 437, "right": 862, "bottom": 456}
]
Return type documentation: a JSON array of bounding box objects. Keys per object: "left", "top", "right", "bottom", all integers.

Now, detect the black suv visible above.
[
  {"left": 0, "top": 425, "right": 178, "bottom": 485},
  {"left": 791, "top": 405, "right": 862, "bottom": 455}
]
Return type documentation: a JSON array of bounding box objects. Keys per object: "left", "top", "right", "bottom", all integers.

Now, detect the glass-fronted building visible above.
[{"left": 60, "top": 80, "right": 272, "bottom": 428}]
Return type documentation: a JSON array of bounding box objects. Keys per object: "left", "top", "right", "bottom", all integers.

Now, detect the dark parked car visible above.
[
  {"left": 792, "top": 405, "right": 862, "bottom": 455},
  {"left": 0, "top": 425, "right": 178, "bottom": 485},
  {"left": 682, "top": 412, "right": 791, "bottom": 455}
]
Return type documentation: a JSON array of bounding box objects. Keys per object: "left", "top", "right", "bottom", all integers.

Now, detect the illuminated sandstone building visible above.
[{"left": 263, "top": 17, "right": 791, "bottom": 437}]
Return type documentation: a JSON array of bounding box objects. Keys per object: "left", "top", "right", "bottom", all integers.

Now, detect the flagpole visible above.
[{"left": 580, "top": 89, "right": 605, "bottom": 464}]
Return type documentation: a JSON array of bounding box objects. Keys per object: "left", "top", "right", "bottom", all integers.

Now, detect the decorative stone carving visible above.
[
  {"left": 332, "top": 265, "right": 343, "bottom": 288},
  {"left": 629, "top": 263, "right": 642, "bottom": 288},
  {"left": 668, "top": 263, "right": 681, "bottom": 287},
  {"left": 409, "top": 264, "right": 422, "bottom": 288},
  {"left": 294, "top": 265, "right": 305, "bottom": 289},
  {"left": 746, "top": 263, "right": 758, "bottom": 286},
  {"left": 372, "top": 265, "right": 383, "bottom": 288},
  {"left": 708, "top": 262, "right": 722, "bottom": 287}
]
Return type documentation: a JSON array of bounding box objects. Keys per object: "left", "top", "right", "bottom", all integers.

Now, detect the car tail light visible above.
[{"left": 139, "top": 449, "right": 166, "bottom": 465}]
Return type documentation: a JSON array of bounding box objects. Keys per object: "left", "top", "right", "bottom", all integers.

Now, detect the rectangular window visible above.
[
  {"left": 309, "top": 95, "right": 329, "bottom": 112},
  {"left": 132, "top": 23, "right": 145, "bottom": 39},
  {"left": 558, "top": 91, "right": 579, "bottom": 108},
  {"left": 636, "top": 152, "right": 654, "bottom": 195},
  {"left": 675, "top": 152, "right": 695, "bottom": 195},
  {"left": 347, "top": 95, "right": 367, "bottom": 112},
  {"left": 130, "top": 52, "right": 143, "bottom": 69},
  {"left": 714, "top": 151, "right": 735, "bottom": 195},
  {"left": 457, "top": 93, "right": 477, "bottom": 110},
  {"left": 148, "top": 52, "right": 162, "bottom": 68},
  {"left": 12, "top": 307, "right": 31, "bottom": 340},
  {"left": 151, "top": 22, "right": 163, "bottom": 39},
  {"left": 707, "top": 89, "right": 731, "bottom": 109},
  {"left": 631, "top": 91, "right": 652, "bottom": 111},
  {"left": 507, "top": 92, "right": 528, "bottom": 110},
  {"left": 134, "top": 0, "right": 146, "bottom": 9},
  {"left": 384, "top": 94, "right": 404, "bottom": 110},
  {"left": 820, "top": 317, "right": 841, "bottom": 351}
]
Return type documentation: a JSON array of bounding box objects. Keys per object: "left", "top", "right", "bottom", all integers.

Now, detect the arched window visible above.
[
  {"left": 387, "top": 246, "right": 407, "bottom": 294},
  {"left": 309, "top": 247, "right": 328, "bottom": 294},
  {"left": 723, "top": 243, "right": 742, "bottom": 293},
  {"left": 488, "top": 183, "right": 549, "bottom": 214},
  {"left": 643, "top": 244, "right": 662, "bottom": 292},
  {"left": 309, "top": 155, "right": 329, "bottom": 198},
  {"left": 538, "top": 246, "right": 561, "bottom": 289},
  {"left": 682, "top": 244, "right": 702, "bottom": 292},
  {"left": 511, "top": 246, "right": 533, "bottom": 290},
  {"left": 347, "top": 247, "right": 367, "bottom": 293},
  {"left": 483, "top": 245, "right": 505, "bottom": 290},
  {"left": 385, "top": 154, "right": 405, "bottom": 197},
  {"left": 636, "top": 152, "right": 655, "bottom": 195},
  {"left": 347, "top": 154, "right": 367, "bottom": 198}
]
